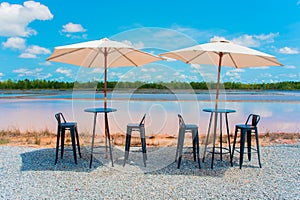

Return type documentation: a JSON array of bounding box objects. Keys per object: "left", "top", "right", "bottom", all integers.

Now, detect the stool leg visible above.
[
  {"left": 225, "top": 113, "right": 232, "bottom": 164},
  {"left": 231, "top": 127, "right": 238, "bottom": 167},
  {"left": 203, "top": 113, "right": 213, "bottom": 162},
  {"left": 240, "top": 129, "right": 246, "bottom": 169},
  {"left": 177, "top": 129, "right": 185, "bottom": 169},
  {"left": 123, "top": 126, "right": 131, "bottom": 166},
  {"left": 61, "top": 128, "right": 65, "bottom": 159},
  {"left": 192, "top": 130, "right": 196, "bottom": 162},
  {"left": 220, "top": 113, "right": 223, "bottom": 161},
  {"left": 255, "top": 128, "right": 262, "bottom": 168},
  {"left": 55, "top": 127, "right": 60, "bottom": 165},
  {"left": 140, "top": 127, "right": 147, "bottom": 167},
  {"left": 70, "top": 128, "right": 78, "bottom": 164},
  {"left": 75, "top": 127, "right": 81, "bottom": 158},
  {"left": 196, "top": 130, "right": 201, "bottom": 169},
  {"left": 247, "top": 130, "right": 252, "bottom": 161},
  {"left": 175, "top": 128, "right": 181, "bottom": 162}
]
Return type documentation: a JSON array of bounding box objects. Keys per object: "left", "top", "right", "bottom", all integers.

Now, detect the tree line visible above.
[{"left": 0, "top": 79, "right": 300, "bottom": 90}]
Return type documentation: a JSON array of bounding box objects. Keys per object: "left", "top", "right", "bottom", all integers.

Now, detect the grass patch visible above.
[{"left": 0, "top": 138, "right": 10, "bottom": 145}]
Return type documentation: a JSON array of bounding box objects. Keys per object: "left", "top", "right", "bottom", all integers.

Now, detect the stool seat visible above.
[
  {"left": 231, "top": 114, "right": 262, "bottom": 169},
  {"left": 127, "top": 123, "right": 143, "bottom": 128},
  {"left": 235, "top": 124, "right": 256, "bottom": 129},
  {"left": 184, "top": 124, "right": 198, "bottom": 129},
  {"left": 175, "top": 114, "right": 201, "bottom": 169},
  {"left": 60, "top": 122, "right": 77, "bottom": 127},
  {"left": 55, "top": 113, "right": 81, "bottom": 165},
  {"left": 123, "top": 114, "right": 147, "bottom": 167}
]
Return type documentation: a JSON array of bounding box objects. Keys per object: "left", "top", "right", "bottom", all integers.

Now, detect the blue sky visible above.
[{"left": 0, "top": 0, "right": 300, "bottom": 83}]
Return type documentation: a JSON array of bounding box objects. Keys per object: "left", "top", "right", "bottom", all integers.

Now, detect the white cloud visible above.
[
  {"left": 172, "top": 25, "right": 206, "bottom": 39},
  {"left": 0, "top": 1, "right": 53, "bottom": 37},
  {"left": 210, "top": 36, "right": 227, "bottom": 42},
  {"left": 61, "top": 22, "right": 87, "bottom": 39},
  {"left": 56, "top": 67, "right": 72, "bottom": 77},
  {"left": 2, "top": 37, "right": 26, "bottom": 49},
  {"left": 232, "top": 35, "right": 260, "bottom": 47},
  {"left": 249, "top": 66, "right": 270, "bottom": 69},
  {"left": 279, "top": 47, "right": 299, "bottom": 54},
  {"left": 92, "top": 68, "right": 104, "bottom": 73},
  {"left": 39, "top": 61, "right": 51, "bottom": 66},
  {"left": 0, "top": 72, "right": 4, "bottom": 77},
  {"left": 13, "top": 67, "right": 51, "bottom": 79},
  {"left": 155, "top": 75, "right": 163, "bottom": 79},
  {"left": 254, "top": 33, "right": 279, "bottom": 43},
  {"left": 25, "top": 45, "right": 50, "bottom": 54},
  {"left": 19, "top": 52, "right": 36, "bottom": 58},
  {"left": 283, "top": 65, "right": 296, "bottom": 69},
  {"left": 140, "top": 67, "right": 157, "bottom": 72},
  {"left": 62, "top": 22, "right": 87, "bottom": 33},
  {"left": 225, "top": 69, "right": 245, "bottom": 81},
  {"left": 212, "top": 32, "right": 279, "bottom": 47},
  {"left": 122, "top": 40, "right": 145, "bottom": 49},
  {"left": 19, "top": 45, "right": 50, "bottom": 58}
]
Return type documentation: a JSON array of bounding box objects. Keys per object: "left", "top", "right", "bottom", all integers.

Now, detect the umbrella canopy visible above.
[
  {"left": 47, "top": 37, "right": 162, "bottom": 107},
  {"left": 47, "top": 37, "right": 161, "bottom": 68},
  {"left": 160, "top": 40, "right": 282, "bottom": 68}
]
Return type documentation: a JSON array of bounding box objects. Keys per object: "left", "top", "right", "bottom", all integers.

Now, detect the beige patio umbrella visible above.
[
  {"left": 160, "top": 40, "right": 282, "bottom": 167},
  {"left": 47, "top": 37, "right": 162, "bottom": 166},
  {"left": 47, "top": 37, "right": 162, "bottom": 108},
  {"left": 160, "top": 40, "right": 283, "bottom": 109}
]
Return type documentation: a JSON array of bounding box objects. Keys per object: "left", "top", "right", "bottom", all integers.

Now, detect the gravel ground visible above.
[{"left": 0, "top": 143, "right": 299, "bottom": 199}]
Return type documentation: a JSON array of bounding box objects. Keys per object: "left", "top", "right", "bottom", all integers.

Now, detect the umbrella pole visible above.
[
  {"left": 211, "top": 52, "right": 223, "bottom": 169},
  {"left": 104, "top": 48, "right": 108, "bottom": 158}
]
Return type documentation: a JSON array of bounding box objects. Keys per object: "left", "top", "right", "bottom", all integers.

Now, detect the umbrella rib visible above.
[
  {"left": 87, "top": 48, "right": 102, "bottom": 68},
  {"left": 165, "top": 53, "right": 189, "bottom": 63},
  {"left": 114, "top": 48, "right": 139, "bottom": 66},
  {"left": 228, "top": 53, "right": 239, "bottom": 68},
  {"left": 186, "top": 51, "right": 206, "bottom": 64},
  {"left": 257, "top": 55, "right": 283, "bottom": 66},
  {"left": 47, "top": 48, "right": 85, "bottom": 61}
]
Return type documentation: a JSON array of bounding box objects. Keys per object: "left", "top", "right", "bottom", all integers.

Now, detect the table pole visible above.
[
  {"left": 211, "top": 112, "right": 218, "bottom": 169},
  {"left": 203, "top": 112, "right": 213, "bottom": 162},
  {"left": 89, "top": 112, "right": 97, "bottom": 168},
  {"left": 105, "top": 112, "right": 114, "bottom": 167}
]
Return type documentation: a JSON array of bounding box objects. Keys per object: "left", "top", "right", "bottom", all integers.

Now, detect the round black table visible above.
[
  {"left": 202, "top": 108, "right": 236, "bottom": 169},
  {"left": 84, "top": 108, "right": 117, "bottom": 168}
]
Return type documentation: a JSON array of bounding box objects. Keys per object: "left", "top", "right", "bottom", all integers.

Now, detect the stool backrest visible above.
[
  {"left": 178, "top": 114, "right": 186, "bottom": 128},
  {"left": 55, "top": 112, "right": 67, "bottom": 125},
  {"left": 139, "top": 113, "right": 146, "bottom": 126},
  {"left": 245, "top": 114, "right": 260, "bottom": 126}
]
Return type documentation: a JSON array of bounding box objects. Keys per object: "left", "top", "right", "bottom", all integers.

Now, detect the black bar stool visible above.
[
  {"left": 175, "top": 114, "right": 201, "bottom": 169},
  {"left": 55, "top": 112, "right": 81, "bottom": 164},
  {"left": 231, "top": 114, "right": 262, "bottom": 169},
  {"left": 123, "top": 114, "right": 147, "bottom": 167}
]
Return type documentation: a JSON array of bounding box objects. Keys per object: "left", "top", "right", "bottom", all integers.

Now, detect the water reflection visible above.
[{"left": 0, "top": 93, "right": 299, "bottom": 135}]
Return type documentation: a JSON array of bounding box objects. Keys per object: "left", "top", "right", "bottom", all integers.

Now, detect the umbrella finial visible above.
[{"left": 211, "top": 39, "right": 230, "bottom": 43}]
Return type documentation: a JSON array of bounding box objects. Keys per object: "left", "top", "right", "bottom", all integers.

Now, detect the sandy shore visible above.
[
  {"left": 0, "top": 142, "right": 299, "bottom": 199},
  {"left": 0, "top": 130, "right": 299, "bottom": 148}
]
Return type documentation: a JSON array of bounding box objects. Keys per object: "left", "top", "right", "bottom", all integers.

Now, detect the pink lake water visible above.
[{"left": 1, "top": 90, "right": 300, "bottom": 136}]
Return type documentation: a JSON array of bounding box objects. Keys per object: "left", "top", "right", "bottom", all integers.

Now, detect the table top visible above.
[
  {"left": 84, "top": 107, "right": 117, "bottom": 113},
  {"left": 202, "top": 108, "right": 236, "bottom": 113}
]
